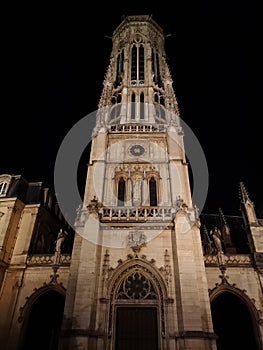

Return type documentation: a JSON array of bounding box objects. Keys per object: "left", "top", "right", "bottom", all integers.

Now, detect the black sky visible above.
[{"left": 1, "top": 2, "right": 262, "bottom": 217}]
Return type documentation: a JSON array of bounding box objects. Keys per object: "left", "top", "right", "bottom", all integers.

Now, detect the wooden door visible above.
[{"left": 115, "top": 306, "right": 158, "bottom": 350}]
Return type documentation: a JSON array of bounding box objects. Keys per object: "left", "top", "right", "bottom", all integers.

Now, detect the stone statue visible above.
[
  {"left": 210, "top": 226, "right": 223, "bottom": 253},
  {"left": 55, "top": 228, "right": 68, "bottom": 253},
  {"left": 175, "top": 195, "right": 187, "bottom": 212},
  {"left": 133, "top": 177, "right": 142, "bottom": 206},
  {"left": 194, "top": 204, "right": 199, "bottom": 219}
]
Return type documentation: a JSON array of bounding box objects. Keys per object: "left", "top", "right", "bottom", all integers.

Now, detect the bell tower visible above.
[{"left": 59, "top": 15, "right": 217, "bottom": 350}]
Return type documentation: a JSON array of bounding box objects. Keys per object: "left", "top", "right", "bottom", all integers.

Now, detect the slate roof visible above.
[{"left": 6, "top": 175, "right": 44, "bottom": 204}]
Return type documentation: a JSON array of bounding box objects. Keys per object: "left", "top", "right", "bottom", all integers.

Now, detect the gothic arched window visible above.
[
  {"left": 154, "top": 104, "right": 166, "bottom": 123},
  {"left": 140, "top": 92, "right": 144, "bottom": 119},
  {"left": 139, "top": 45, "right": 144, "bottom": 80},
  {"left": 131, "top": 93, "right": 136, "bottom": 119},
  {"left": 152, "top": 49, "right": 162, "bottom": 87},
  {"left": 131, "top": 46, "right": 137, "bottom": 81},
  {"left": 131, "top": 43, "right": 145, "bottom": 82},
  {"left": 115, "top": 50, "right": 124, "bottom": 87},
  {"left": 117, "top": 177, "right": 126, "bottom": 206},
  {"left": 109, "top": 104, "right": 121, "bottom": 124},
  {"left": 149, "top": 177, "right": 157, "bottom": 206}
]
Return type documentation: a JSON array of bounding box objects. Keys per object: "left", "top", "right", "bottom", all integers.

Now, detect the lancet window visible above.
[
  {"left": 154, "top": 91, "right": 166, "bottom": 123},
  {"left": 131, "top": 39, "right": 145, "bottom": 83},
  {"left": 117, "top": 177, "right": 126, "bottom": 206},
  {"left": 152, "top": 49, "right": 162, "bottom": 87},
  {"left": 140, "top": 92, "right": 145, "bottom": 119},
  {"left": 114, "top": 49, "right": 124, "bottom": 87},
  {"left": 149, "top": 177, "right": 157, "bottom": 206},
  {"left": 131, "top": 93, "right": 136, "bottom": 119}
]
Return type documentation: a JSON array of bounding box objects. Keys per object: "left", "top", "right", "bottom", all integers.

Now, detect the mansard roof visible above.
[{"left": 0, "top": 174, "right": 44, "bottom": 204}]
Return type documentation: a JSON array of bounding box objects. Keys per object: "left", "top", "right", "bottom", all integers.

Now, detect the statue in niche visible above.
[
  {"left": 133, "top": 176, "right": 142, "bottom": 206},
  {"left": 210, "top": 226, "right": 223, "bottom": 253},
  {"left": 35, "top": 232, "right": 45, "bottom": 253},
  {"left": 55, "top": 228, "right": 68, "bottom": 253}
]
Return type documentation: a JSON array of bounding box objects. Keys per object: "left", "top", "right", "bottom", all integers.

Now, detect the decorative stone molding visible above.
[
  {"left": 204, "top": 254, "right": 252, "bottom": 267},
  {"left": 110, "top": 123, "right": 166, "bottom": 133},
  {"left": 127, "top": 231, "right": 146, "bottom": 253},
  {"left": 27, "top": 254, "right": 71, "bottom": 266},
  {"left": 100, "top": 206, "right": 173, "bottom": 222}
]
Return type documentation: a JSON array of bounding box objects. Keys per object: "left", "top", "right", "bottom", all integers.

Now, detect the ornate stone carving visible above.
[
  {"left": 116, "top": 271, "right": 157, "bottom": 300},
  {"left": 204, "top": 254, "right": 252, "bottom": 266},
  {"left": 159, "top": 249, "right": 172, "bottom": 286},
  {"left": 127, "top": 231, "right": 146, "bottom": 252},
  {"left": 87, "top": 196, "right": 103, "bottom": 215},
  {"left": 175, "top": 195, "right": 188, "bottom": 212},
  {"left": 49, "top": 266, "right": 59, "bottom": 284}
]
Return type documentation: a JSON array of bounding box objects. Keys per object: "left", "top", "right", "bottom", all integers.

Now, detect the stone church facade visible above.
[{"left": 0, "top": 15, "right": 262, "bottom": 350}]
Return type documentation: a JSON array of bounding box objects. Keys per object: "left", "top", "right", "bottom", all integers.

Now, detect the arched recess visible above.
[
  {"left": 107, "top": 259, "right": 168, "bottom": 350},
  {"left": 117, "top": 177, "right": 126, "bottom": 206},
  {"left": 18, "top": 284, "right": 66, "bottom": 350},
  {"left": 145, "top": 171, "right": 160, "bottom": 206},
  {"left": 210, "top": 284, "right": 262, "bottom": 350},
  {"left": 149, "top": 176, "right": 158, "bottom": 206},
  {"left": 114, "top": 171, "right": 129, "bottom": 206}
]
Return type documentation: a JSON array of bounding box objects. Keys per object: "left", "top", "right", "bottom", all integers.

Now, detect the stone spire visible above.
[
  {"left": 239, "top": 182, "right": 263, "bottom": 253},
  {"left": 239, "top": 181, "right": 252, "bottom": 204},
  {"left": 239, "top": 181, "right": 257, "bottom": 224}
]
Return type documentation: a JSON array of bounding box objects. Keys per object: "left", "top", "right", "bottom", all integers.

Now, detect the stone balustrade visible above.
[{"left": 100, "top": 206, "right": 173, "bottom": 222}]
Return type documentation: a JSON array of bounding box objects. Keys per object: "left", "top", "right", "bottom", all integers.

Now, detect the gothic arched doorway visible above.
[
  {"left": 21, "top": 290, "right": 65, "bottom": 350},
  {"left": 108, "top": 261, "right": 167, "bottom": 350},
  {"left": 211, "top": 291, "right": 260, "bottom": 350}
]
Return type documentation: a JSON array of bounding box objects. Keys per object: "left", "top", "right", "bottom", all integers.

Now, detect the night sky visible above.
[{"left": 1, "top": 2, "right": 262, "bottom": 217}]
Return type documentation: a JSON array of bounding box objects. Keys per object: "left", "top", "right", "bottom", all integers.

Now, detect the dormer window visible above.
[
  {"left": 0, "top": 181, "right": 7, "bottom": 196},
  {"left": 0, "top": 175, "right": 12, "bottom": 197}
]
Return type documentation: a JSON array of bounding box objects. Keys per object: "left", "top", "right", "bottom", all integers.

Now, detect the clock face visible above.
[{"left": 129, "top": 144, "right": 145, "bottom": 157}]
